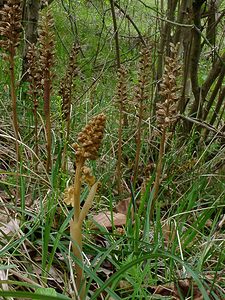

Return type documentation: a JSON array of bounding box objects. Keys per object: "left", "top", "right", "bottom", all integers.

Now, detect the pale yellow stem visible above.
[{"left": 73, "top": 158, "right": 85, "bottom": 223}]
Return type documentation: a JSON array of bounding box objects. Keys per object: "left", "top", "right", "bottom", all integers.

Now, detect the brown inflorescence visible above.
[
  {"left": 81, "top": 166, "right": 96, "bottom": 187},
  {"left": 72, "top": 113, "right": 106, "bottom": 160},
  {"left": 116, "top": 65, "right": 128, "bottom": 105},
  {"left": 134, "top": 47, "right": 151, "bottom": 103},
  {"left": 60, "top": 44, "right": 80, "bottom": 121},
  {"left": 64, "top": 186, "right": 75, "bottom": 206},
  {"left": 156, "top": 43, "right": 180, "bottom": 131},
  {"left": 0, "top": 0, "right": 22, "bottom": 57},
  {"left": 37, "top": 9, "right": 55, "bottom": 172},
  {"left": 27, "top": 44, "right": 42, "bottom": 105},
  {"left": 38, "top": 9, "right": 55, "bottom": 81}
]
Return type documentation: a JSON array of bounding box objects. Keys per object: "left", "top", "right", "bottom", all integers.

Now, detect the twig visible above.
[
  {"left": 178, "top": 114, "right": 225, "bottom": 138},
  {"left": 113, "top": 1, "right": 146, "bottom": 46},
  {"left": 110, "top": 0, "right": 120, "bottom": 68}
]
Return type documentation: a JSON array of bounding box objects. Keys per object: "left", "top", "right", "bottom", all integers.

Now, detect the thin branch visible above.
[
  {"left": 110, "top": 0, "right": 120, "bottom": 68},
  {"left": 113, "top": 1, "right": 146, "bottom": 46},
  {"left": 137, "top": 0, "right": 165, "bottom": 15},
  {"left": 178, "top": 114, "right": 225, "bottom": 138}
]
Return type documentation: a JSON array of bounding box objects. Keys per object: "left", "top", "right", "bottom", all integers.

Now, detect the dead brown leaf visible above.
[
  {"left": 152, "top": 279, "right": 208, "bottom": 300},
  {"left": 154, "top": 283, "right": 174, "bottom": 297},
  {"left": 0, "top": 207, "right": 9, "bottom": 224},
  {"left": 162, "top": 222, "right": 176, "bottom": 247},
  {"left": 91, "top": 211, "right": 126, "bottom": 229},
  {"left": 116, "top": 198, "right": 131, "bottom": 215},
  {"left": 0, "top": 219, "right": 20, "bottom": 237},
  {"left": 175, "top": 279, "right": 204, "bottom": 300}
]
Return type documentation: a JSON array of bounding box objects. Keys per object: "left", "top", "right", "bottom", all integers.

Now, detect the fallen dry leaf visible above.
[
  {"left": 32, "top": 263, "right": 64, "bottom": 283},
  {"left": 91, "top": 211, "right": 126, "bottom": 229},
  {"left": 116, "top": 198, "right": 131, "bottom": 215},
  {"left": 0, "top": 219, "right": 20, "bottom": 237},
  {"left": 153, "top": 283, "right": 174, "bottom": 297},
  {"left": 152, "top": 278, "right": 208, "bottom": 300},
  {"left": 175, "top": 279, "right": 204, "bottom": 300},
  {"left": 0, "top": 207, "right": 9, "bottom": 224}
]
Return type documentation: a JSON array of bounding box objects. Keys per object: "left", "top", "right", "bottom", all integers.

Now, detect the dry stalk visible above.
[
  {"left": 115, "top": 65, "right": 128, "bottom": 194},
  {"left": 150, "top": 43, "right": 180, "bottom": 220},
  {"left": 0, "top": 0, "right": 22, "bottom": 162},
  {"left": 38, "top": 9, "right": 55, "bottom": 173},
  {"left": 64, "top": 113, "right": 106, "bottom": 299},
  {"left": 60, "top": 44, "right": 80, "bottom": 171},
  {"left": 133, "top": 47, "right": 151, "bottom": 185}
]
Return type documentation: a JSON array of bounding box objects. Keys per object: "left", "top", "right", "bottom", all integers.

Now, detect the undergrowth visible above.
[{"left": 0, "top": 0, "right": 224, "bottom": 299}]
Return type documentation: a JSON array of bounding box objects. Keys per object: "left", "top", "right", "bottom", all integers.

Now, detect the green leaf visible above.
[
  {"left": 0, "top": 265, "right": 16, "bottom": 271},
  {"left": 0, "top": 290, "right": 70, "bottom": 300},
  {"left": 91, "top": 251, "right": 210, "bottom": 300},
  {"left": 35, "top": 288, "right": 57, "bottom": 296}
]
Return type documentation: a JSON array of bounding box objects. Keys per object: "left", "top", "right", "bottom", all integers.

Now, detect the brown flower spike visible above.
[
  {"left": 72, "top": 113, "right": 106, "bottom": 161},
  {"left": 60, "top": 44, "right": 80, "bottom": 121},
  {"left": 157, "top": 43, "right": 180, "bottom": 131},
  {"left": 27, "top": 44, "right": 42, "bottom": 96},
  {"left": 0, "top": 0, "right": 22, "bottom": 164},
  {"left": 38, "top": 9, "right": 55, "bottom": 172},
  {"left": 0, "top": 0, "right": 22, "bottom": 57}
]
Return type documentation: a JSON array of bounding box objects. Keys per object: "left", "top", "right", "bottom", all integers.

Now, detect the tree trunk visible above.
[
  {"left": 187, "top": 0, "right": 206, "bottom": 130},
  {"left": 206, "top": 0, "right": 218, "bottom": 61},
  {"left": 175, "top": 0, "right": 192, "bottom": 113}
]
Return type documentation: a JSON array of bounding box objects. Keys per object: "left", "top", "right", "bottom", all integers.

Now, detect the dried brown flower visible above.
[
  {"left": 116, "top": 65, "right": 128, "bottom": 105},
  {"left": 72, "top": 113, "right": 106, "bottom": 160},
  {"left": 134, "top": 47, "right": 151, "bottom": 103},
  {"left": 27, "top": 44, "right": 42, "bottom": 104},
  {"left": 156, "top": 43, "right": 180, "bottom": 130},
  {"left": 60, "top": 44, "right": 80, "bottom": 121},
  {"left": 38, "top": 9, "right": 55, "bottom": 82},
  {"left": 37, "top": 9, "right": 55, "bottom": 172},
  {"left": 64, "top": 186, "right": 74, "bottom": 206},
  {"left": 133, "top": 46, "right": 151, "bottom": 183},
  {"left": 81, "top": 166, "right": 96, "bottom": 187},
  {"left": 0, "top": 0, "right": 22, "bottom": 57}
]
